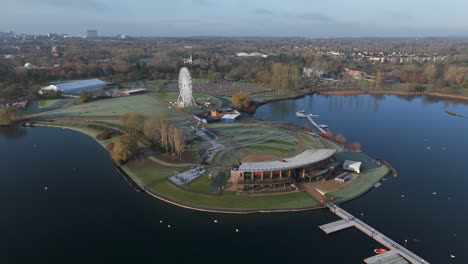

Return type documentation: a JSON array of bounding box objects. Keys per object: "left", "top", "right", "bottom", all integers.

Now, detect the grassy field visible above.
[
  {"left": 149, "top": 181, "right": 320, "bottom": 211},
  {"left": 28, "top": 95, "right": 184, "bottom": 118},
  {"left": 327, "top": 151, "right": 389, "bottom": 202}
]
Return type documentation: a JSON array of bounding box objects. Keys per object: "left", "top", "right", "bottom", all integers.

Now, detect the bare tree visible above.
[
  {"left": 160, "top": 120, "right": 169, "bottom": 153},
  {"left": 173, "top": 127, "right": 186, "bottom": 160},
  {"left": 336, "top": 134, "right": 347, "bottom": 145},
  {"left": 143, "top": 115, "right": 160, "bottom": 145}
]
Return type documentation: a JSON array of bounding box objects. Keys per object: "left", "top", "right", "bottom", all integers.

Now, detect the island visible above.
[{"left": 21, "top": 69, "right": 390, "bottom": 214}]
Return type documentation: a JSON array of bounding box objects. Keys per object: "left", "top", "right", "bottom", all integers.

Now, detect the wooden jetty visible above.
[
  {"left": 380, "top": 160, "right": 398, "bottom": 177},
  {"left": 322, "top": 202, "right": 429, "bottom": 264},
  {"left": 296, "top": 111, "right": 326, "bottom": 133},
  {"left": 319, "top": 219, "right": 354, "bottom": 234}
]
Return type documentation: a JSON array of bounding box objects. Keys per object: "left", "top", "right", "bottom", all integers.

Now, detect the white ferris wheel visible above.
[{"left": 177, "top": 67, "right": 195, "bottom": 107}]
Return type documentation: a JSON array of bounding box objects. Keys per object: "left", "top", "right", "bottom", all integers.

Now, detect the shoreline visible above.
[
  {"left": 29, "top": 98, "right": 390, "bottom": 214},
  {"left": 251, "top": 89, "right": 468, "bottom": 115},
  {"left": 32, "top": 123, "right": 328, "bottom": 214}
]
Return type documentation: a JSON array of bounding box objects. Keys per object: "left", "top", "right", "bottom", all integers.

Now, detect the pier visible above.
[
  {"left": 322, "top": 202, "right": 429, "bottom": 264},
  {"left": 296, "top": 111, "right": 326, "bottom": 133}
]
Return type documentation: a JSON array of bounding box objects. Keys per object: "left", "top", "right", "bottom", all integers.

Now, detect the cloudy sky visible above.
[{"left": 1, "top": 0, "right": 468, "bottom": 37}]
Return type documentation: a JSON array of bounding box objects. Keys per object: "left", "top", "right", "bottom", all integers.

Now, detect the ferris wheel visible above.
[{"left": 177, "top": 67, "right": 195, "bottom": 107}]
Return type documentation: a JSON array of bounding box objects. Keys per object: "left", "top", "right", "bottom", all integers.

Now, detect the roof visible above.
[
  {"left": 343, "top": 160, "right": 362, "bottom": 166},
  {"left": 46, "top": 79, "right": 109, "bottom": 93},
  {"left": 238, "top": 149, "right": 336, "bottom": 172}
]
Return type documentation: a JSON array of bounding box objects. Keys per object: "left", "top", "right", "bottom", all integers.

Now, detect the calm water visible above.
[{"left": 1, "top": 94, "right": 467, "bottom": 263}]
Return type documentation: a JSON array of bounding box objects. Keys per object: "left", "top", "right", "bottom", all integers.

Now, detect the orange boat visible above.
[{"left": 374, "top": 248, "right": 387, "bottom": 254}]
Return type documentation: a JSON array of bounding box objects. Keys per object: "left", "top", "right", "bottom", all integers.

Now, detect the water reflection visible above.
[{"left": 0, "top": 126, "right": 27, "bottom": 140}]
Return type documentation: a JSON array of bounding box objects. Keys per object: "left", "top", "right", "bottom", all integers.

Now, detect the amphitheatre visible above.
[{"left": 26, "top": 69, "right": 389, "bottom": 213}]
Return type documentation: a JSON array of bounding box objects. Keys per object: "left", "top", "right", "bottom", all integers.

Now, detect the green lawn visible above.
[
  {"left": 327, "top": 151, "right": 389, "bottom": 202},
  {"left": 28, "top": 95, "right": 183, "bottom": 118},
  {"left": 149, "top": 181, "right": 320, "bottom": 211},
  {"left": 123, "top": 158, "right": 189, "bottom": 188}
]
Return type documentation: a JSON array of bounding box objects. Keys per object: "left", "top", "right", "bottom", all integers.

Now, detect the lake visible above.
[{"left": 1, "top": 94, "right": 467, "bottom": 263}]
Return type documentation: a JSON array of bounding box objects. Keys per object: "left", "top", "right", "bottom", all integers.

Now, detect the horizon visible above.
[{"left": 2, "top": 0, "right": 468, "bottom": 38}]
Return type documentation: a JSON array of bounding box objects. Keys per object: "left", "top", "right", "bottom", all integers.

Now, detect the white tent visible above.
[{"left": 343, "top": 160, "right": 362, "bottom": 173}]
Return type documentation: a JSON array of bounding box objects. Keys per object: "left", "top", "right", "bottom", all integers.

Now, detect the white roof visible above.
[
  {"left": 221, "top": 113, "right": 240, "bottom": 120},
  {"left": 239, "top": 149, "right": 336, "bottom": 172},
  {"left": 343, "top": 160, "right": 361, "bottom": 166}
]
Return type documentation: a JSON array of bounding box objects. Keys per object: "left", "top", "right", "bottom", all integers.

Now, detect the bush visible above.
[{"left": 96, "top": 132, "right": 112, "bottom": 140}]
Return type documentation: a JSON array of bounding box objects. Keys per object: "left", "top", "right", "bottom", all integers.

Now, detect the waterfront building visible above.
[{"left": 230, "top": 149, "right": 336, "bottom": 192}]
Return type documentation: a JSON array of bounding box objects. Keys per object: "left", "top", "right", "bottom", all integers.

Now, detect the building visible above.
[
  {"left": 120, "top": 88, "right": 148, "bottom": 96},
  {"left": 39, "top": 78, "right": 113, "bottom": 95},
  {"left": 86, "top": 30, "right": 98, "bottom": 39},
  {"left": 303, "top": 67, "right": 330, "bottom": 78},
  {"left": 51, "top": 46, "right": 65, "bottom": 58},
  {"left": 335, "top": 172, "right": 351, "bottom": 184},
  {"left": 230, "top": 149, "right": 336, "bottom": 193},
  {"left": 343, "top": 160, "right": 361, "bottom": 173}
]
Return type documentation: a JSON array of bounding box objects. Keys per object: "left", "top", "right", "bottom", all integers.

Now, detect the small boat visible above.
[
  {"left": 374, "top": 248, "right": 387, "bottom": 254},
  {"left": 319, "top": 124, "right": 328, "bottom": 129},
  {"left": 296, "top": 110, "right": 307, "bottom": 118}
]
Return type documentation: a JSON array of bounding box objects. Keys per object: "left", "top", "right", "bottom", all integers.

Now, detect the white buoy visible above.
[
  {"left": 401, "top": 195, "right": 405, "bottom": 198},
  {"left": 167, "top": 225, "right": 171, "bottom": 228},
  {"left": 160, "top": 220, "right": 163, "bottom": 223},
  {"left": 427, "top": 147, "right": 431, "bottom": 150},
  {"left": 433, "top": 192, "right": 437, "bottom": 195},
  {"left": 450, "top": 254, "right": 455, "bottom": 258},
  {"left": 235, "top": 229, "right": 239, "bottom": 233},
  {"left": 443, "top": 147, "right": 446, "bottom": 150},
  {"left": 214, "top": 220, "right": 218, "bottom": 223},
  {"left": 44, "top": 187, "right": 48, "bottom": 190}
]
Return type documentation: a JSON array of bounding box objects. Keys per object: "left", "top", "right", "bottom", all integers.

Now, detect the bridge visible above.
[{"left": 321, "top": 202, "right": 430, "bottom": 264}]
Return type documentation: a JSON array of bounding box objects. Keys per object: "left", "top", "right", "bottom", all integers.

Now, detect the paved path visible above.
[{"left": 148, "top": 156, "right": 196, "bottom": 167}]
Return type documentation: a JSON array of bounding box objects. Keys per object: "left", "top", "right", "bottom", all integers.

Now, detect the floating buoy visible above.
[
  {"left": 235, "top": 229, "right": 239, "bottom": 233},
  {"left": 167, "top": 225, "right": 171, "bottom": 228},
  {"left": 433, "top": 192, "right": 437, "bottom": 195},
  {"left": 44, "top": 187, "right": 48, "bottom": 190},
  {"left": 214, "top": 220, "right": 218, "bottom": 223},
  {"left": 427, "top": 147, "right": 431, "bottom": 150},
  {"left": 401, "top": 195, "right": 404, "bottom": 198},
  {"left": 450, "top": 254, "right": 455, "bottom": 258},
  {"left": 160, "top": 220, "right": 163, "bottom": 223}
]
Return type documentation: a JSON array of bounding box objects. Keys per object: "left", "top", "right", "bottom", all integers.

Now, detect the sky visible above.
[{"left": 1, "top": 0, "right": 468, "bottom": 37}]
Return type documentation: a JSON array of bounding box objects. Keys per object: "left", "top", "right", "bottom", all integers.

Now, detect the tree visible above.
[
  {"left": 173, "top": 126, "right": 186, "bottom": 160},
  {"left": 0, "top": 107, "right": 23, "bottom": 126},
  {"left": 121, "top": 113, "right": 144, "bottom": 132},
  {"left": 79, "top": 91, "right": 91, "bottom": 103},
  {"left": 160, "top": 120, "right": 169, "bottom": 153},
  {"left": 143, "top": 115, "right": 160, "bottom": 145},
  {"left": 348, "top": 142, "right": 361, "bottom": 150},
  {"left": 111, "top": 134, "right": 138, "bottom": 163},
  {"left": 231, "top": 92, "right": 252, "bottom": 111},
  {"left": 168, "top": 124, "right": 175, "bottom": 154},
  {"left": 336, "top": 134, "right": 347, "bottom": 145}
]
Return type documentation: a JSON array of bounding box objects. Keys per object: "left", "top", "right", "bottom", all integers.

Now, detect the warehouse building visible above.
[{"left": 39, "top": 78, "right": 114, "bottom": 95}]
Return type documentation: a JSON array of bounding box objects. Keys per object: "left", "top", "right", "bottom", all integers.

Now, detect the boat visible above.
[
  {"left": 296, "top": 110, "right": 307, "bottom": 118},
  {"left": 319, "top": 124, "right": 328, "bottom": 129},
  {"left": 374, "top": 248, "right": 387, "bottom": 254}
]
